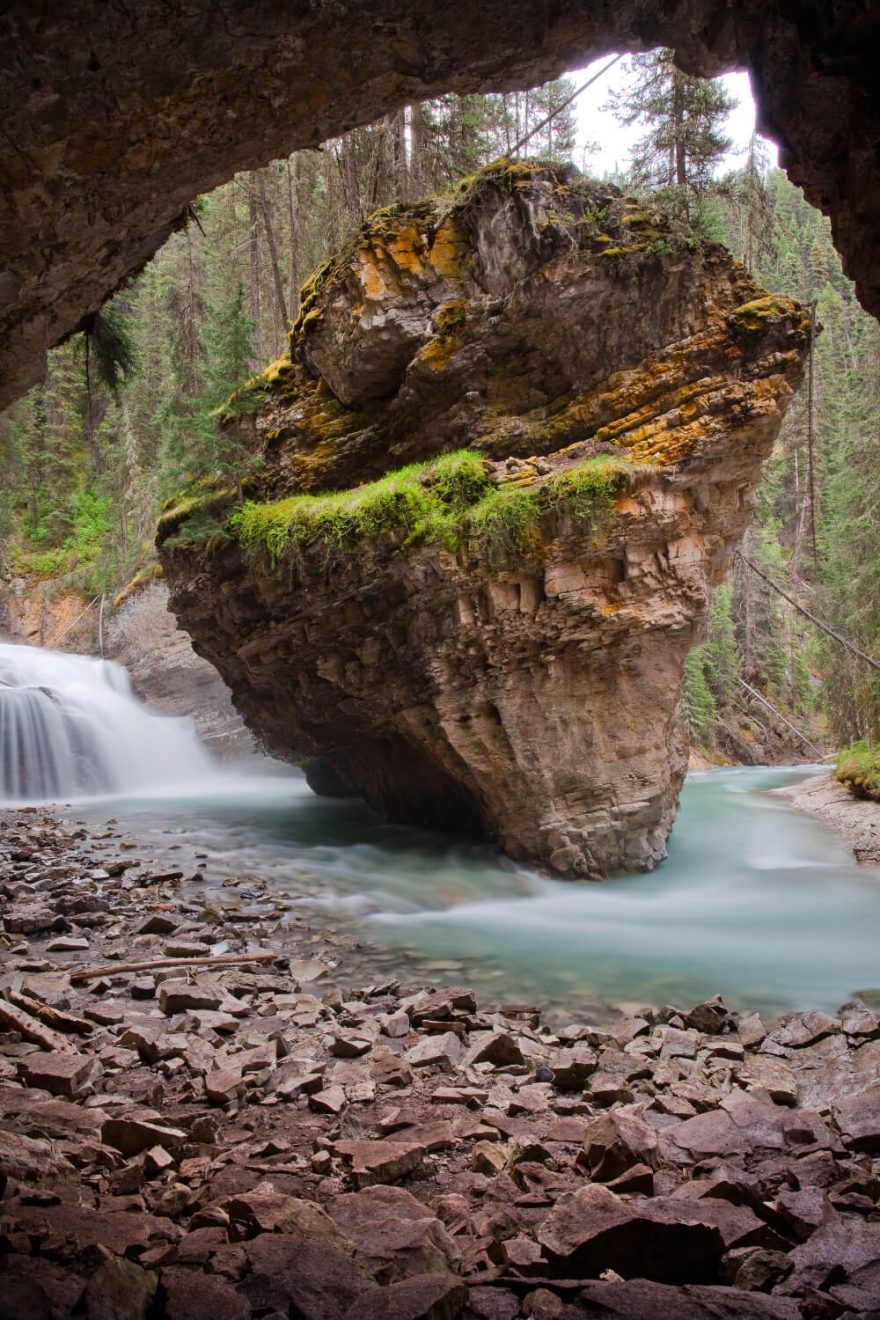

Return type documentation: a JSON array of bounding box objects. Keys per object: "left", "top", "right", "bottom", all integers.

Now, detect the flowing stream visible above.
[{"left": 2, "top": 642, "right": 879, "bottom": 1019}]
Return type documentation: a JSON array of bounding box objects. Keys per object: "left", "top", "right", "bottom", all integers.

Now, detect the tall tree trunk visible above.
[
  {"left": 672, "top": 68, "right": 688, "bottom": 218},
  {"left": 255, "top": 170, "right": 289, "bottom": 343},
  {"left": 409, "top": 101, "right": 428, "bottom": 195},
  {"left": 286, "top": 155, "right": 300, "bottom": 320},
  {"left": 741, "top": 527, "right": 755, "bottom": 682},
  {"left": 247, "top": 174, "right": 263, "bottom": 366},
  {"left": 394, "top": 107, "right": 408, "bottom": 202}
]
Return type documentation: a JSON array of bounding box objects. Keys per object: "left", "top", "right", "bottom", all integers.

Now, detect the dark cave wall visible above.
[{"left": 0, "top": 1, "right": 878, "bottom": 410}]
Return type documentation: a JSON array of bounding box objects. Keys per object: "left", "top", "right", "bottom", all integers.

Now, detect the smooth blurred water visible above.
[
  {"left": 73, "top": 761, "right": 880, "bottom": 1018},
  {"left": 0, "top": 642, "right": 212, "bottom": 801}
]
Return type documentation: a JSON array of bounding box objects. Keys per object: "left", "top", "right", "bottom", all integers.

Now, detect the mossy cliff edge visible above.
[{"left": 159, "top": 161, "right": 810, "bottom": 878}]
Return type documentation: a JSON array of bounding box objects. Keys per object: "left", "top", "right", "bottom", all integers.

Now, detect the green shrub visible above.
[{"left": 835, "top": 740, "right": 880, "bottom": 801}]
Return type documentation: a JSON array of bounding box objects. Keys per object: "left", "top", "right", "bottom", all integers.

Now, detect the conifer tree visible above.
[{"left": 608, "top": 50, "right": 735, "bottom": 221}]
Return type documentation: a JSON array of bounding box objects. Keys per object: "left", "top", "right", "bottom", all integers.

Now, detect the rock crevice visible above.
[{"left": 161, "top": 164, "right": 808, "bottom": 878}]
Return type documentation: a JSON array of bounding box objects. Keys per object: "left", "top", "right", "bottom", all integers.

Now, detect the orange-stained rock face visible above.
[{"left": 160, "top": 163, "right": 810, "bottom": 878}]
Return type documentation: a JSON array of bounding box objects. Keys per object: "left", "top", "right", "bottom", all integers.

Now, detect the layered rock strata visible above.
[
  {"left": 161, "top": 163, "right": 809, "bottom": 878},
  {"left": 0, "top": 0, "right": 878, "bottom": 412}
]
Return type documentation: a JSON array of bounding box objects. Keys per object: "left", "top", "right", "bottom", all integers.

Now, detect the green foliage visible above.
[
  {"left": 607, "top": 51, "right": 736, "bottom": 222},
  {"left": 463, "top": 485, "right": 541, "bottom": 566},
  {"left": 682, "top": 647, "right": 718, "bottom": 747},
  {"left": 681, "top": 586, "right": 741, "bottom": 748},
  {"left": 232, "top": 451, "right": 492, "bottom": 567},
  {"left": 83, "top": 303, "right": 138, "bottom": 401},
  {"left": 232, "top": 452, "right": 630, "bottom": 573},
  {"left": 835, "top": 741, "right": 880, "bottom": 801}
]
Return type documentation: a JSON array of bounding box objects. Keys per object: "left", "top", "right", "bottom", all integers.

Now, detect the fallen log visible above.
[
  {"left": 66, "top": 951, "right": 281, "bottom": 984},
  {"left": 6, "top": 989, "right": 93, "bottom": 1037},
  {"left": 0, "top": 997, "right": 76, "bottom": 1052}
]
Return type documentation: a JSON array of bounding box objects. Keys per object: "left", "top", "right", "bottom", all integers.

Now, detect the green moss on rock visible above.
[
  {"left": 835, "top": 740, "right": 880, "bottom": 801},
  {"left": 231, "top": 450, "right": 633, "bottom": 573},
  {"left": 729, "top": 295, "right": 792, "bottom": 336}
]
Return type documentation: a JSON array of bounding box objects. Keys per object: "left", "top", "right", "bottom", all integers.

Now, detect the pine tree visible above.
[{"left": 608, "top": 50, "right": 735, "bottom": 222}]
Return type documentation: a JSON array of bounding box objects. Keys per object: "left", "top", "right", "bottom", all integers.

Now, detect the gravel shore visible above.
[
  {"left": 2, "top": 804, "right": 880, "bottom": 1317},
  {"left": 775, "top": 772, "right": 880, "bottom": 865}
]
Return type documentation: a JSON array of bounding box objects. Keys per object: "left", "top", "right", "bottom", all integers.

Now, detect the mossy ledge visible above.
[
  {"left": 231, "top": 450, "right": 633, "bottom": 573},
  {"left": 160, "top": 162, "right": 809, "bottom": 880}
]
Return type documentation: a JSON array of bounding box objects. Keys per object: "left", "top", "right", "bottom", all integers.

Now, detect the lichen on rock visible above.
[{"left": 160, "top": 161, "right": 810, "bottom": 878}]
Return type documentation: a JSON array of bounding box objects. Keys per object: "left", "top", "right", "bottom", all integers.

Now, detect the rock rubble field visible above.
[{"left": 1, "top": 806, "right": 880, "bottom": 1318}]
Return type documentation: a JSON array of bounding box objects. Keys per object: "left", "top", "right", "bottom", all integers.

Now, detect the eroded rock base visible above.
[{"left": 2, "top": 806, "right": 880, "bottom": 1317}]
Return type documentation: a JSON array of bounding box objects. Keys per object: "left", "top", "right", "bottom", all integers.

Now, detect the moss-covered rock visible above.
[{"left": 160, "top": 162, "right": 809, "bottom": 879}]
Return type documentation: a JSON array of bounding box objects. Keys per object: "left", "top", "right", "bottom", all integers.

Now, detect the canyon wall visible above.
[{"left": 160, "top": 163, "right": 809, "bottom": 877}]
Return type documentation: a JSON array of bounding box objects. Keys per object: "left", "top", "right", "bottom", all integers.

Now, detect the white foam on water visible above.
[{"left": 0, "top": 642, "right": 214, "bottom": 802}]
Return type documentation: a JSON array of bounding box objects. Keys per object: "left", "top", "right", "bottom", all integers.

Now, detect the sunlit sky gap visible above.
[{"left": 566, "top": 55, "right": 779, "bottom": 179}]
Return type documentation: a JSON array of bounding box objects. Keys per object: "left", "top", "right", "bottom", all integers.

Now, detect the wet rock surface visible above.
[
  {"left": 2, "top": 807, "right": 880, "bottom": 1316},
  {"left": 163, "top": 162, "right": 809, "bottom": 880}
]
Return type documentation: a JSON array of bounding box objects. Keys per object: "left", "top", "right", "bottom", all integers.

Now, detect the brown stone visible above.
[
  {"left": 551, "top": 1047, "right": 598, "bottom": 1090},
  {"left": 101, "top": 1116, "right": 187, "bottom": 1158},
  {"left": 464, "top": 1032, "right": 524, "bottom": 1070},
  {"left": 334, "top": 1139, "right": 426, "bottom": 1188},
  {"left": 309, "top": 1084, "right": 347, "bottom": 1115},
  {"left": 329, "top": 1185, "right": 460, "bottom": 1283},
  {"left": 537, "top": 1183, "right": 776, "bottom": 1284},
  {"left": 773, "top": 1011, "right": 839, "bottom": 1049},
  {"left": 18, "top": 1051, "right": 98, "bottom": 1097},
  {"left": 781, "top": 1212, "right": 880, "bottom": 1310},
  {"left": 832, "top": 1080, "right": 880, "bottom": 1152},
  {"left": 370, "top": 1045, "right": 415, "bottom": 1088},
  {"left": 161, "top": 164, "right": 808, "bottom": 880},
  {"left": 4, "top": 904, "right": 56, "bottom": 934},
  {"left": 406, "top": 1033, "right": 463, "bottom": 1071},
  {"left": 158, "top": 1268, "right": 250, "bottom": 1320},
  {"left": 225, "top": 1190, "right": 353, "bottom": 1246},
  {"left": 158, "top": 977, "right": 237, "bottom": 1014},
  {"left": 204, "top": 1068, "right": 244, "bottom": 1106},
  {"left": 0, "top": 1128, "right": 77, "bottom": 1200},
  {"left": 738, "top": 1055, "right": 799, "bottom": 1106},
  {"left": 574, "top": 1280, "right": 800, "bottom": 1318},
  {"left": 409, "top": 988, "right": 476, "bottom": 1025},
  {"left": 347, "top": 1273, "right": 468, "bottom": 1320},
  {"left": 580, "top": 1109, "right": 659, "bottom": 1181},
  {"left": 81, "top": 1258, "right": 157, "bottom": 1320},
  {"left": 243, "top": 1231, "right": 371, "bottom": 1318}
]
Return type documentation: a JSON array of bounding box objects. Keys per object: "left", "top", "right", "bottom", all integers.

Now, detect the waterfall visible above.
[{"left": 0, "top": 642, "right": 214, "bottom": 802}]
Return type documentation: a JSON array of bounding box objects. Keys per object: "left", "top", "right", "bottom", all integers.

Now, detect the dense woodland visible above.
[{"left": 1, "top": 62, "right": 878, "bottom": 772}]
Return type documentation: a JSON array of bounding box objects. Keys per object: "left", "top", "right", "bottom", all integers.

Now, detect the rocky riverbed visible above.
[{"left": 2, "top": 806, "right": 880, "bottom": 1318}]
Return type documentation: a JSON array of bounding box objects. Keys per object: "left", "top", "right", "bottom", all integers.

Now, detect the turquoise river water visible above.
[{"left": 74, "top": 763, "right": 880, "bottom": 1021}]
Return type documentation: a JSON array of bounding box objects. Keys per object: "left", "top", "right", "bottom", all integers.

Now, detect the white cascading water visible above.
[{"left": 0, "top": 642, "right": 214, "bottom": 802}]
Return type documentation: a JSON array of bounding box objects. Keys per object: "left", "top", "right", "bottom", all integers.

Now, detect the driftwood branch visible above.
[
  {"left": 67, "top": 951, "right": 281, "bottom": 984},
  {"left": 0, "top": 997, "right": 77, "bottom": 1052},
  {"left": 6, "top": 989, "right": 93, "bottom": 1037}
]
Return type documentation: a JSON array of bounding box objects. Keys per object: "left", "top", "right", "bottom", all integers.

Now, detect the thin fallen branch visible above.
[
  {"left": 736, "top": 677, "right": 826, "bottom": 759},
  {"left": 67, "top": 951, "right": 280, "bottom": 984},
  {"left": 737, "top": 551, "right": 880, "bottom": 674},
  {"left": 6, "top": 989, "right": 93, "bottom": 1037},
  {"left": 0, "top": 997, "right": 76, "bottom": 1052}
]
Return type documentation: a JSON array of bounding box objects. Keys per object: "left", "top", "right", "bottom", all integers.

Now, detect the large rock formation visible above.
[
  {"left": 0, "top": 0, "right": 877, "bottom": 412},
  {"left": 160, "top": 163, "right": 809, "bottom": 877}
]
